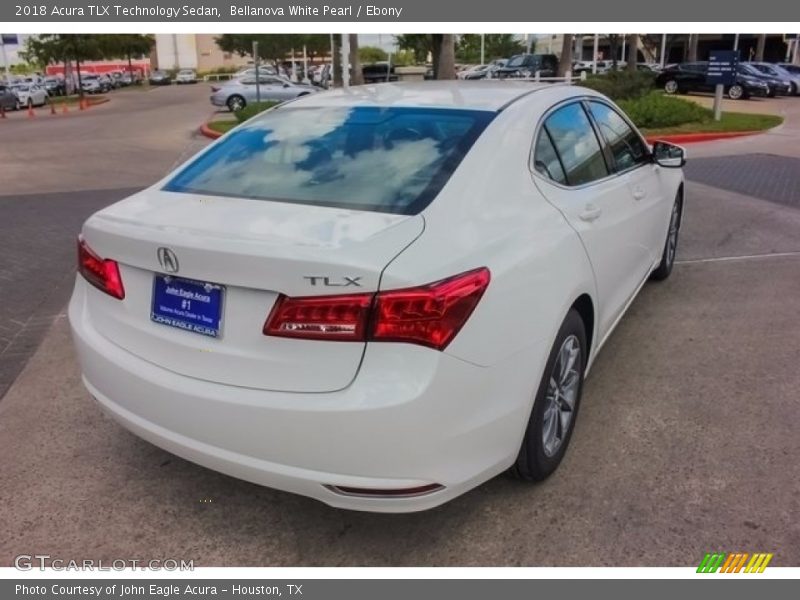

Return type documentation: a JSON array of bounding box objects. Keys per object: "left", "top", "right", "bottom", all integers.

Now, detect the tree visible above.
[
  {"left": 755, "top": 34, "right": 767, "bottom": 62},
  {"left": 359, "top": 46, "right": 388, "bottom": 64},
  {"left": 348, "top": 34, "right": 364, "bottom": 85},
  {"left": 687, "top": 34, "right": 699, "bottom": 62},
  {"left": 215, "top": 34, "right": 330, "bottom": 69},
  {"left": 19, "top": 34, "right": 104, "bottom": 96},
  {"left": 456, "top": 34, "right": 524, "bottom": 64},
  {"left": 101, "top": 34, "right": 153, "bottom": 75},
  {"left": 395, "top": 34, "right": 433, "bottom": 64},
  {"left": 605, "top": 34, "right": 622, "bottom": 69},
  {"left": 558, "top": 34, "right": 574, "bottom": 77},
  {"left": 436, "top": 34, "right": 456, "bottom": 79},
  {"left": 626, "top": 34, "right": 638, "bottom": 71}
]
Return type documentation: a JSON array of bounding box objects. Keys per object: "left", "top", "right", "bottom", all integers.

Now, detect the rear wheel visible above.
[
  {"left": 511, "top": 309, "right": 587, "bottom": 481},
  {"left": 226, "top": 95, "right": 245, "bottom": 112},
  {"left": 664, "top": 79, "right": 679, "bottom": 94}
]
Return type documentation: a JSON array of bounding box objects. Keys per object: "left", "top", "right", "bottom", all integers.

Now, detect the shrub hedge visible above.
[
  {"left": 618, "top": 93, "right": 712, "bottom": 129},
  {"left": 580, "top": 69, "right": 656, "bottom": 101},
  {"left": 234, "top": 100, "right": 281, "bottom": 123}
]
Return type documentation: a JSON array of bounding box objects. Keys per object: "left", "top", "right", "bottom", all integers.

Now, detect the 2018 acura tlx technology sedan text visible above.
[{"left": 69, "top": 82, "right": 685, "bottom": 512}]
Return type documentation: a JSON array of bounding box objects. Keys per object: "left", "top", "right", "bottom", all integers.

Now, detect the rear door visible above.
[{"left": 532, "top": 101, "right": 652, "bottom": 338}]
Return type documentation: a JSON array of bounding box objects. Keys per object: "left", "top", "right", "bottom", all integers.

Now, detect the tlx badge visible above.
[{"left": 303, "top": 276, "right": 362, "bottom": 287}]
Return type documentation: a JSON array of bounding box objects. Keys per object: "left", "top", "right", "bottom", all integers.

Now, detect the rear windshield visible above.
[{"left": 164, "top": 106, "right": 493, "bottom": 215}]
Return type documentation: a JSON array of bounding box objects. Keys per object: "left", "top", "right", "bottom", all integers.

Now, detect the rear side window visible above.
[
  {"left": 587, "top": 101, "right": 648, "bottom": 172},
  {"left": 164, "top": 106, "right": 494, "bottom": 215},
  {"left": 533, "top": 130, "right": 567, "bottom": 184},
  {"left": 539, "top": 103, "right": 608, "bottom": 186}
]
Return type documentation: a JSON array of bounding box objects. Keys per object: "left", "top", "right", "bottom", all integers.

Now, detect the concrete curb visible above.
[
  {"left": 644, "top": 130, "right": 762, "bottom": 145},
  {"left": 199, "top": 121, "right": 223, "bottom": 139}
]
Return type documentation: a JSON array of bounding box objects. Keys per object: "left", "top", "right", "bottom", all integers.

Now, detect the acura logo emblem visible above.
[{"left": 157, "top": 247, "right": 179, "bottom": 274}]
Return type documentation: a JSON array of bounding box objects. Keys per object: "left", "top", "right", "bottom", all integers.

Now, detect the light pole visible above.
[
  {"left": 252, "top": 40, "right": 260, "bottom": 104},
  {"left": 480, "top": 33, "right": 485, "bottom": 65},
  {"left": 660, "top": 33, "right": 667, "bottom": 68},
  {"left": 592, "top": 34, "right": 599, "bottom": 74}
]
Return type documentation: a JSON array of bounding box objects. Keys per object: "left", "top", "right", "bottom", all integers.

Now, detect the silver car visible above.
[
  {"left": 175, "top": 69, "right": 197, "bottom": 84},
  {"left": 210, "top": 75, "right": 316, "bottom": 111}
]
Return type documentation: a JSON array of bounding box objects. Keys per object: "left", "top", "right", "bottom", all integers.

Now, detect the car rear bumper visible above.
[{"left": 69, "top": 280, "right": 545, "bottom": 512}]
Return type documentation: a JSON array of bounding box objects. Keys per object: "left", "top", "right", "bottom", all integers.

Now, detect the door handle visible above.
[
  {"left": 632, "top": 187, "right": 647, "bottom": 200},
  {"left": 579, "top": 204, "right": 602, "bottom": 222}
]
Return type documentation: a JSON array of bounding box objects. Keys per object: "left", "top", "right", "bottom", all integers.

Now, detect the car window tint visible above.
[
  {"left": 164, "top": 106, "right": 495, "bottom": 215},
  {"left": 543, "top": 103, "right": 608, "bottom": 186},
  {"left": 588, "top": 101, "right": 648, "bottom": 172},
  {"left": 533, "top": 130, "right": 567, "bottom": 184}
]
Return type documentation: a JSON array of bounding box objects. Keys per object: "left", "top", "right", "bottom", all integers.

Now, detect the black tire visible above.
[
  {"left": 651, "top": 194, "right": 682, "bottom": 281},
  {"left": 727, "top": 84, "right": 745, "bottom": 100},
  {"left": 227, "top": 95, "right": 245, "bottom": 112},
  {"left": 663, "top": 79, "right": 679, "bottom": 94},
  {"left": 511, "top": 309, "right": 587, "bottom": 481}
]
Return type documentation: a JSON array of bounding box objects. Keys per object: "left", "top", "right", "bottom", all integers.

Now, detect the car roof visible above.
[{"left": 287, "top": 81, "right": 557, "bottom": 112}]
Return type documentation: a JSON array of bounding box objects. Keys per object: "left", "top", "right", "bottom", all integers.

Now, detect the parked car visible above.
[
  {"left": 738, "top": 63, "right": 791, "bottom": 97},
  {"left": 748, "top": 62, "right": 798, "bottom": 96},
  {"left": 80, "top": 75, "right": 109, "bottom": 94},
  {"left": 210, "top": 75, "right": 316, "bottom": 111},
  {"left": 458, "top": 64, "right": 490, "bottom": 80},
  {"left": 149, "top": 70, "right": 172, "bottom": 86},
  {"left": 0, "top": 85, "right": 18, "bottom": 111},
  {"left": 235, "top": 66, "right": 277, "bottom": 79},
  {"left": 70, "top": 82, "right": 685, "bottom": 512},
  {"left": 495, "top": 53, "right": 559, "bottom": 78},
  {"left": 11, "top": 83, "right": 48, "bottom": 108},
  {"left": 656, "top": 62, "right": 769, "bottom": 99},
  {"left": 362, "top": 62, "right": 398, "bottom": 84},
  {"left": 778, "top": 63, "right": 800, "bottom": 76},
  {"left": 175, "top": 69, "right": 198, "bottom": 84},
  {"left": 120, "top": 71, "right": 141, "bottom": 86},
  {"left": 43, "top": 76, "right": 66, "bottom": 96}
]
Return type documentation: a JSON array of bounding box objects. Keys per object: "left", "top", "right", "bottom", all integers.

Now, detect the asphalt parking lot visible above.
[{"left": 1, "top": 84, "right": 799, "bottom": 566}]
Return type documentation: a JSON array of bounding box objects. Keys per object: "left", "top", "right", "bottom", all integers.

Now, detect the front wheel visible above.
[
  {"left": 727, "top": 84, "right": 745, "bottom": 100},
  {"left": 511, "top": 309, "right": 587, "bottom": 481},
  {"left": 651, "top": 195, "right": 682, "bottom": 281},
  {"left": 664, "top": 79, "right": 679, "bottom": 94}
]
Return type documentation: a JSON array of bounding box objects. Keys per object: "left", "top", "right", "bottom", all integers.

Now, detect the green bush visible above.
[
  {"left": 618, "top": 93, "right": 712, "bottom": 129},
  {"left": 234, "top": 100, "right": 281, "bottom": 123},
  {"left": 580, "top": 69, "right": 656, "bottom": 101}
]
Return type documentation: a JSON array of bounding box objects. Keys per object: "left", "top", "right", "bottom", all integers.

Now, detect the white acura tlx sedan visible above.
[{"left": 69, "top": 82, "right": 685, "bottom": 512}]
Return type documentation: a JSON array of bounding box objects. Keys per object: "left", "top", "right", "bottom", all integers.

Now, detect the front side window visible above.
[
  {"left": 164, "top": 106, "right": 494, "bottom": 215},
  {"left": 540, "top": 103, "right": 608, "bottom": 186},
  {"left": 587, "top": 101, "right": 648, "bottom": 172}
]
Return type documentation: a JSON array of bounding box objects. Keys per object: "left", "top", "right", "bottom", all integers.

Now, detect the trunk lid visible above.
[{"left": 81, "top": 189, "right": 424, "bottom": 392}]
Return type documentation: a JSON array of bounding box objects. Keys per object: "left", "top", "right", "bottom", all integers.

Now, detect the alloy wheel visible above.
[
  {"left": 666, "top": 202, "right": 680, "bottom": 268},
  {"left": 664, "top": 80, "right": 678, "bottom": 94},
  {"left": 541, "top": 334, "right": 581, "bottom": 457}
]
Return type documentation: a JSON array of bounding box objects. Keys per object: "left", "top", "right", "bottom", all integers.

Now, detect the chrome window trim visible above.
[{"left": 529, "top": 95, "right": 652, "bottom": 191}]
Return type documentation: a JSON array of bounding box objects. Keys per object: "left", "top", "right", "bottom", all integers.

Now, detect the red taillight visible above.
[
  {"left": 264, "top": 292, "right": 373, "bottom": 341},
  {"left": 263, "top": 268, "right": 490, "bottom": 351},
  {"left": 77, "top": 237, "right": 125, "bottom": 300},
  {"left": 371, "top": 268, "right": 490, "bottom": 350}
]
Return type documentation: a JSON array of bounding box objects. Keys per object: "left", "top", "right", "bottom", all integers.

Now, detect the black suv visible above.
[
  {"left": 495, "top": 54, "right": 559, "bottom": 78},
  {"left": 656, "top": 62, "right": 769, "bottom": 99}
]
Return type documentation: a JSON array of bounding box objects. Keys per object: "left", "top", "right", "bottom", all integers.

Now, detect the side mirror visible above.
[{"left": 652, "top": 140, "right": 686, "bottom": 168}]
